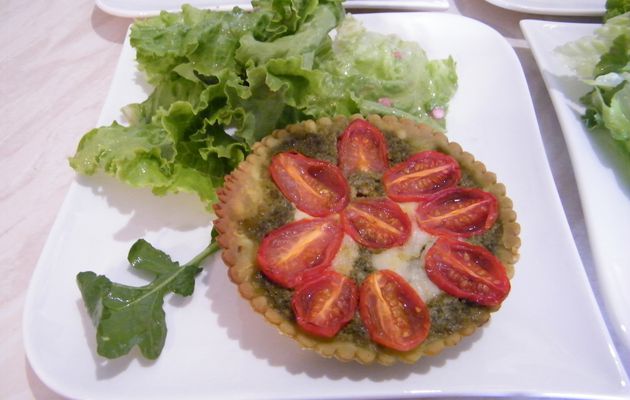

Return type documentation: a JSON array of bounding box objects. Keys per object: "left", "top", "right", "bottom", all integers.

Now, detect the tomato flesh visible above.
[
  {"left": 425, "top": 237, "right": 510, "bottom": 306},
  {"left": 359, "top": 270, "right": 430, "bottom": 351},
  {"left": 257, "top": 218, "right": 343, "bottom": 288},
  {"left": 270, "top": 151, "right": 350, "bottom": 217},
  {"left": 337, "top": 119, "right": 389, "bottom": 176},
  {"left": 292, "top": 271, "right": 358, "bottom": 338},
  {"left": 383, "top": 151, "right": 461, "bottom": 201},
  {"left": 416, "top": 187, "right": 498, "bottom": 237},
  {"left": 341, "top": 198, "right": 411, "bottom": 249}
]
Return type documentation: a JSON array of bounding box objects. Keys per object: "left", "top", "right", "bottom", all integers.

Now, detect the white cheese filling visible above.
[
  {"left": 294, "top": 202, "right": 443, "bottom": 302},
  {"left": 371, "top": 202, "right": 440, "bottom": 301},
  {"left": 331, "top": 234, "right": 359, "bottom": 276}
]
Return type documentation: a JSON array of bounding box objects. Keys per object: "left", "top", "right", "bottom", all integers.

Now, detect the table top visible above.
[{"left": 1, "top": 1, "right": 627, "bottom": 398}]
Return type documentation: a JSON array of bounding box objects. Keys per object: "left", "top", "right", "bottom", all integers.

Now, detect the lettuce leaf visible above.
[
  {"left": 314, "top": 17, "right": 456, "bottom": 129},
  {"left": 69, "top": 100, "right": 248, "bottom": 204},
  {"left": 605, "top": 0, "right": 630, "bottom": 20},
  {"left": 557, "top": 12, "right": 630, "bottom": 155},
  {"left": 69, "top": 0, "right": 458, "bottom": 210}
]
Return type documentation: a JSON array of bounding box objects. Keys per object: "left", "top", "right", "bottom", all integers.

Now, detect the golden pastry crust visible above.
[{"left": 213, "top": 114, "right": 520, "bottom": 365}]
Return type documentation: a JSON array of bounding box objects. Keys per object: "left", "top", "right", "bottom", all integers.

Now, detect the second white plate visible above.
[
  {"left": 485, "top": 0, "right": 605, "bottom": 16},
  {"left": 522, "top": 18, "right": 630, "bottom": 359}
]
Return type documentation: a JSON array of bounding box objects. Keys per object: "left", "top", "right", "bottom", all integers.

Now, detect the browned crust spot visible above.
[{"left": 213, "top": 115, "right": 520, "bottom": 365}]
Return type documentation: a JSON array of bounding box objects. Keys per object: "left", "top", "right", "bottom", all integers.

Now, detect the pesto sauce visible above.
[
  {"left": 426, "top": 294, "right": 488, "bottom": 340},
  {"left": 240, "top": 181, "right": 293, "bottom": 242},
  {"left": 384, "top": 131, "right": 412, "bottom": 164},
  {"left": 347, "top": 172, "right": 385, "bottom": 198},
  {"left": 335, "top": 314, "right": 375, "bottom": 348},
  {"left": 468, "top": 220, "right": 503, "bottom": 253},
  {"left": 458, "top": 170, "right": 478, "bottom": 188},
  {"left": 271, "top": 129, "right": 338, "bottom": 164},
  {"left": 349, "top": 247, "right": 376, "bottom": 284},
  {"left": 254, "top": 271, "right": 295, "bottom": 320}
]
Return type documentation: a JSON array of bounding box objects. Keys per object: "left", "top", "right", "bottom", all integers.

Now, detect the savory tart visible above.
[{"left": 213, "top": 115, "right": 520, "bottom": 365}]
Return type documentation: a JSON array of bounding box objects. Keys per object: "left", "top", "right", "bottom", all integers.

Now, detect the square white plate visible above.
[
  {"left": 24, "top": 12, "right": 630, "bottom": 400},
  {"left": 95, "top": 0, "right": 448, "bottom": 17},
  {"left": 522, "top": 18, "right": 630, "bottom": 360},
  {"left": 485, "top": 0, "right": 604, "bottom": 16}
]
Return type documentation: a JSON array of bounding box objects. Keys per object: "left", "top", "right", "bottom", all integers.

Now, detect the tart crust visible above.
[{"left": 213, "top": 115, "right": 520, "bottom": 365}]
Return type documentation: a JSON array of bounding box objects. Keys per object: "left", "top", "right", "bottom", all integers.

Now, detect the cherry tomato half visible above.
[
  {"left": 292, "top": 271, "right": 358, "bottom": 338},
  {"left": 425, "top": 237, "right": 510, "bottom": 306},
  {"left": 257, "top": 218, "right": 343, "bottom": 288},
  {"left": 337, "top": 119, "right": 389, "bottom": 176},
  {"left": 341, "top": 198, "right": 411, "bottom": 249},
  {"left": 359, "top": 270, "right": 430, "bottom": 351},
  {"left": 415, "top": 187, "right": 498, "bottom": 237},
  {"left": 383, "top": 151, "right": 461, "bottom": 201},
  {"left": 269, "top": 151, "right": 350, "bottom": 217}
]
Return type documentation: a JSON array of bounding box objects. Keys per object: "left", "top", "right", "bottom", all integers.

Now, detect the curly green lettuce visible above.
[
  {"left": 557, "top": 11, "right": 630, "bottom": 154},
  {"left": 69, "top": 0, "right": 458, "bottom": 209}
]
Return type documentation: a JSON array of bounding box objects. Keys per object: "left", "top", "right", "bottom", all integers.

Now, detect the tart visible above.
[{"left": 213, "top": 115, "right": 520, "bottom": 365}]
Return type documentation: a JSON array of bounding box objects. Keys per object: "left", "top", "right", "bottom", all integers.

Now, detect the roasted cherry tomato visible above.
[
  {"left": 292, "top": 271, "right": 358, "bottom": 338},
  {"left": 424, "top": 237, "right": 510, "bottom": 306},
  {"left": 415, "top": 187, "right": 498, "bottom": 237},
  {"left": 359, "top": 270, "right": 430, "bottom": 351},
  {"left": 337, "top": 119, "right": 389, "bottom": 176},
  {"left": 383, "top": 151, "right": 461, "bottom": 201},
  {"left": 269, "top": 151, "right": 350, "bottom": 217},
  {"left": 340, "top": 198, "right": 411, "bottom": 249},
  {"left": 257, "top": 218, "right": 343, "bottom": 288}
]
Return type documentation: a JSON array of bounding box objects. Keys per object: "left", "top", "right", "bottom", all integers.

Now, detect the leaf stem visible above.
[{"left": 185, "top": 239, "right": 220, "bottom": 269}]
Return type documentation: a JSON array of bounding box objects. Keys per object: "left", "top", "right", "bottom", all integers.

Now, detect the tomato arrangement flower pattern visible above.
[{"left": 256, "top": 119, "right": 511, "bottom": 352}]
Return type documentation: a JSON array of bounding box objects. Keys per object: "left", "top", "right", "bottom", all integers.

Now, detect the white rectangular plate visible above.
[
  {"left": 485, "top": 0, "right": 604, "bottom": 16},
  {"left": 24, "top": 13, "right": 629, "bottom": 400},
  {"left": 95, "top": 0, "right": 448, "bottom": 17},
  {"left": 522, "top": 18, "right": 630, "bottom": 358}
]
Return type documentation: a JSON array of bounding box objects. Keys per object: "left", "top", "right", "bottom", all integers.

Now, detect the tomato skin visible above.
[
  {"left": 415, "top": 187, "right": 498, "bottom": 237},
  {"left": 425, "top": 237, "right": 510, "bottom": 306},
  {"left": 359, "top": 270, "right": 431, "bottom": 351},
  {"left": 383, "top": 151, "right": 461, "bottom": 202},
  {"left": 291, "top": 271, "right": 358, "bottom": 338},
  {"left": 257, "top": 218, "right": 343, "bottom": 288},
  {"left": 269, "top": 151, "right": 350, "bottom": 217},
  {"left": 340, "top": 198, "right": 411, "bottom": 249},
  {"left": 337, "top": 119, "right": 389, "bottom": 176}
]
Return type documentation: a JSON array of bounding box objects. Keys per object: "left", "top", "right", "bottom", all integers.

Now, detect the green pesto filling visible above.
[
  {"left": 458, "top": 170, "right": 478, "bottom": 188},
  {"left": 426, "top": 294, "right": 488, "bottom": 339},
  {"left": 335, "top": 314, "right": 374, "bottom": 348},
  {"left": 240, "top": 126, "right": 504, "bottom": 348},
  {"left": 271, "top": 128, "right": 338, "bottom": 164},
  {"left": 384, "top": 131, "right": 412, "bottom": 164},
  {"left": 254, "top": 271, "right": 294, "bottom": 320},
  {"left": 349, "top": 247, "right": 377, "bottom": 284},
  {"left": 347, "top": 171, "right": 385, "bottom": 198},
  {"left": 240, "top": 181, "right": 293, "bottom": 242},
  {"left": 468, "top": 220, "right": 503, "bottom": 253}
]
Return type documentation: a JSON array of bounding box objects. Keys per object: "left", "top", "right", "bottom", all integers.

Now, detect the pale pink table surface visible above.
[{"left": 1, "top": 1, "right": 626, "bottom": 398}]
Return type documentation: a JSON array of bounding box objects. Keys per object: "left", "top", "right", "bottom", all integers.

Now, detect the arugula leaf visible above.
[{"left": 77, "top": 238, "right": 218, "bottom": 359}]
